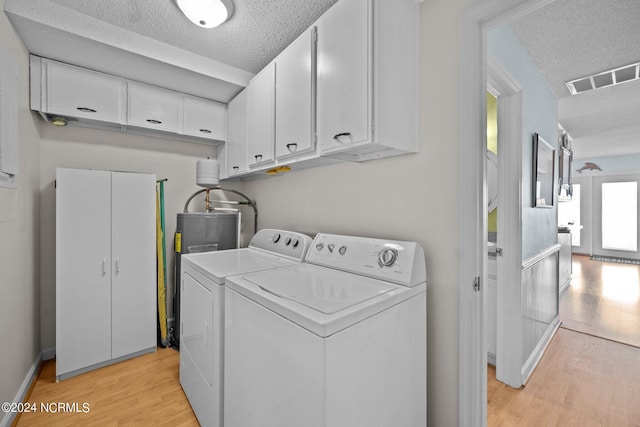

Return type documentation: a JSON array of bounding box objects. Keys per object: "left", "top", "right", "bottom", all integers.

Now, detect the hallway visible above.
[{"left": 560, "top": 254, "right": 640, "bottom": 348}]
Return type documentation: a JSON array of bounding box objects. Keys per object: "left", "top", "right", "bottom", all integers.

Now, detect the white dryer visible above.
[
  {"left": 224, "top": 233, "right": 427, "bottom": 427},
  {"left": 180, "top": 229, "right": 313, "bottom": 427}
]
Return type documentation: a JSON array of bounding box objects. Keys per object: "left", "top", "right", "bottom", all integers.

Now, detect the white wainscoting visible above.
[{"left": 521, "top": 244, "right": 561, "bottom": 383}]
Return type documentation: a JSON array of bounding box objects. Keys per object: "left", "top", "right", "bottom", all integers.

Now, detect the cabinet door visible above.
[
  {"left": 111, "top": 172, "right": 157, "bottom": 359},
  {"left": 46, "top": 61, "right": 125, "bottom": 123},
  {"left": 316, "top": 0, "right": 371, "bottom": 153},
  {"left": 247, "top": 63, "right": 276, "bottom": 168},
  {"left": 275, "top": 27, "right": 317, "bottom": 160},
  {"left": 226, "top": 89, "right": 248, "bottom": 176},
  {"left": 56, "top": 168, "right": 112, "bottom": 377},
  {"left": 128, "top": 82, "right": 183, "bottom": 132},
  {"left": 184, "top": 96, "right": 227, "bottom": 141}
]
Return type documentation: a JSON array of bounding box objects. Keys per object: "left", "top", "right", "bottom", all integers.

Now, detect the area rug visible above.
[{"left": 589, "top": 255, "right": 640, "bottom": 265}]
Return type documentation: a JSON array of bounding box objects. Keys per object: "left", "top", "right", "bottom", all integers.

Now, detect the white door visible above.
[
  {"left": 593, "top": 175, "right": 640, "bottom": 260},
  {"left": 487, "top": 60, "right": 524, "bottom": 388},
  {"left": 111, "top": 171, "right": 156, "bottom": 359},
  {"left": 183, "top": 95, "right": 226, "bottom": 141},
  {"left": 56, "top": 168, "right": 112, "bottom": 376},
  {"left": 225, "top": 89, "right": 248, "bottom": 176},
  {"left": 247, "top": 63, "right": 276, "bottom": 168},
  {"left": 275, "top": 26, "right": 316, "bottom": 159},
  {"left": 316, "top": 0, "right": 370, "bottom": 152},
  {"left": 181, "top": 272, "right": 215, "bottom": 385}
]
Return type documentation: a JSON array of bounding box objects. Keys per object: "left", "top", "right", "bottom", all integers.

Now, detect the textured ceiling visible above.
[
  {"left": 46, "top": 0, "right": 338, "bottom": 74},
  {"left": 511, "top": 0, "right": 640, "bottom": 159},
  {"left": 4, "top": 0, "right": 337, "bottom": 102}
]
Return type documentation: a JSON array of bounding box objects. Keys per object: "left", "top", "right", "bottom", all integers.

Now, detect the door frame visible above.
[{"left": 458, "top": 0, "right": 555, "bottom": 424}]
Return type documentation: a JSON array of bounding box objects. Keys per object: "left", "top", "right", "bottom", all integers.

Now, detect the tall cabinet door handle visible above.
[
  {"left": 102, "top": 259, "right": 106, "bottom": 276},
  {"left": 115, "top": 257, "right": 120, "bottom": 274}
]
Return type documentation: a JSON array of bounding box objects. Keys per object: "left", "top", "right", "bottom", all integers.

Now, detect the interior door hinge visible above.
[
  {"left": 495, "top": 247, "right": 503, "bottom": 257},
  {"left": 473, "top": 276, "right": 481, "bottom": 292}
]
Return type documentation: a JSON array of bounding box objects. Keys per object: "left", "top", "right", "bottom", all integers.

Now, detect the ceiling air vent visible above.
[{"left": 566, "top": 62, "right": 640, "bottom": 95}]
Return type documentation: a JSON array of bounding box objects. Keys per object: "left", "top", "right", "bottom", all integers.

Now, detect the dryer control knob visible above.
[
  {"left": 273, "top": 233, "right": 281, "bottom": 243},
  {"left": 316, "top": 243, "right": 325, "bottom": 251},
  {"left": 285, "top": 237, "right": 292, "bottom": 246},
  {"left": 338, "top": 246, "right": 347, "bottom": 256},
  {"left": 292, "top": 239, "right": 300, "bottom": 248},
  {"left": 327, "top": 244, "right": 335, "bottom": 253},
  {"left": 378, "top": 248, "right": 398, "bottom": 267}
]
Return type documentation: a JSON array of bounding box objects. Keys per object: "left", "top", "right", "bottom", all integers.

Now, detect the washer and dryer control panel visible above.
[
  {"left": 307, "top": 233, "right": 426, "bottom": 287},
  {"left": 249, "top": 229, "right": 313, "bottom": 261}
]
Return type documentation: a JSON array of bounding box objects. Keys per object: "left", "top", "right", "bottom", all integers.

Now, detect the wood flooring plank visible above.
[
  {"left": 488, "top": 328, "right": 640, "bottom": 426},
  {"left": 15, "top": 348, "right": 198, "bottom": 426}
]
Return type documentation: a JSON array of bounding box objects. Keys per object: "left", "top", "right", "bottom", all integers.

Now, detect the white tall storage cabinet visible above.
[{"left": 56, "top": 168, "right": 156, "bottom": 380}]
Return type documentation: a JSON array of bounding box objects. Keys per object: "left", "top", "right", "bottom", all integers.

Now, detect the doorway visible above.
[{"left": 559, "top": 174, "right": 640, "bottom": 348}]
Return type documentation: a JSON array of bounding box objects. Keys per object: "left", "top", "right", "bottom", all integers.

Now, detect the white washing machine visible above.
[
  {"left": 180, "top": 229, "right": 313, "bottom": 427},
  {"left": 224, "top": 233, "right": 427, "bottom": 427}
]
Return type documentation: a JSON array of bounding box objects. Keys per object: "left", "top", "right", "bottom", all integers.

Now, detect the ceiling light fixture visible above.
[
  {"left": 565, "top": 61, "right": 640, "bottom": 95},
  {"left": 176, "top": 0, "right": 234, "bottom": 29}
]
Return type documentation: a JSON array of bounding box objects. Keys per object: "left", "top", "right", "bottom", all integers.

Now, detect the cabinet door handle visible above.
[
  {"left": 102, "top": 259, "right": 106, "bottom": 276},
  {"left": 232, "top": 166, "right": 239, "bottom": 172},
  {"left": 199, "top": 129, "right": 212, "bottom": 134},
  {"left": 333, "top": 132, "right": 351, "bottom": 141},
  {"left": 286, "top": 143, "right": 298, "bottom": 153},
  {"left": 254, "top": 154, "right": 263, "bottom": 162},
  {"left": 77, "top": 107, "right": 97, "bottom": 113},
  {"left": 115, "top": 257, "right": 120, "bottom": 274},
  {"left": 146, "top": 119, "right": 162, "bottom": 125}
]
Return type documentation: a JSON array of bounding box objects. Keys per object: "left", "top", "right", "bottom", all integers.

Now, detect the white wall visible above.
[
  {"left": 235, "top": 2, "right": 473, "bottom": 424},
  {"left": 38, "top": 124, "right": 217, "bottom": 351},
  {"left": 0, "top": 0, "right": 42, "bottom": 413}
]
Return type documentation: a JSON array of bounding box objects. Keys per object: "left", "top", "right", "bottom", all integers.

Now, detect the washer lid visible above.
[
  {"left": 227, "top": 264, "right": 425, "bottom": 337},
  {"left": 246, "top": 265, "right": 396, "bottom": 314}
]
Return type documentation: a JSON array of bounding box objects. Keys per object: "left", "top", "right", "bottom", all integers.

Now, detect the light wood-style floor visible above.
[
  {"left": 15, "top": 348, "right": 198, "bottom": 426},
  {"left": 560, "top": 254, "right": 640, "bottom": 348},
  {"left": 488, "top": 328, "right": 640, "bottom": 426}
]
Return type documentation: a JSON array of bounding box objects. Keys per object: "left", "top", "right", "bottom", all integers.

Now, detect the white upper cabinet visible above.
[
  {"left": 316, "top": 0, "right": 370, "bottom": 154},
  {"left": 275, "top": 27, "right": 317, "bottom": 160},
  {"left": 31, "top": 56, "right": 228, "bottom": 145},
  {"left": 127, "top": 82, "right": 183, "bottom": 133},
  {"left": 184, "top": 95, "right": 226, "bottom": 141},
  {"left": 316, "top": 0, "right": 419, "bottom": 161},
  {"left": 42, "top": 59, "right": 126, "bottom": 124},
  {"left": 225, "top": 89, "right": 249, "bottom": 177},
  {"left": 247, "top": 62, "right": 276, "bottom": 168}
]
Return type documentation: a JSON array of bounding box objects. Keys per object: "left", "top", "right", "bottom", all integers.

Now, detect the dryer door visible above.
[{"left": 181, "top": 272, "right": 214, "bottom": 385}]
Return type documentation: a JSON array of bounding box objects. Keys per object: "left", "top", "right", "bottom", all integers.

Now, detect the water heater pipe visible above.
[{"left": 183, "top": 187, "right": 258, "bottom": 233}]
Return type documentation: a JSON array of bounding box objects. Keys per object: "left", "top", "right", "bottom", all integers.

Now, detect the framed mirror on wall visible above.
[{"left": 533, "top": 133, "right": 555, "bottom": 208}]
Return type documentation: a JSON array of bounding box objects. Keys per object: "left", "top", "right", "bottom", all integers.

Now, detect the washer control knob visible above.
[
  {"left": 285, "top": 237, "right": 292, "bottom": 246},
  {"left": 378, "top": 248, "right": 398, "bottom": 267},
  {"left": 316, "top": 243, "right": 325, "bottom": 251},
  {"left": 327, "top": 244, "right": 335, "bottom": 253},
  {"left": 292, "top": 239, "right": 299, "bottom": 248},
  {"left": 338, "top": 246, "right": 347, "bottom": 256},
  {"left": 273, "top": 233, "right": 281, "bottom": 243}
]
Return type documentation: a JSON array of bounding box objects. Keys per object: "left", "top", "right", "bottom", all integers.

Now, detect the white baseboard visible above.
[
  {"left": 0, "top": 353, "right": 42, "bottom": 427},
  {"left": 41, "top": 347, "right": 56, "bottom": 361}
]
